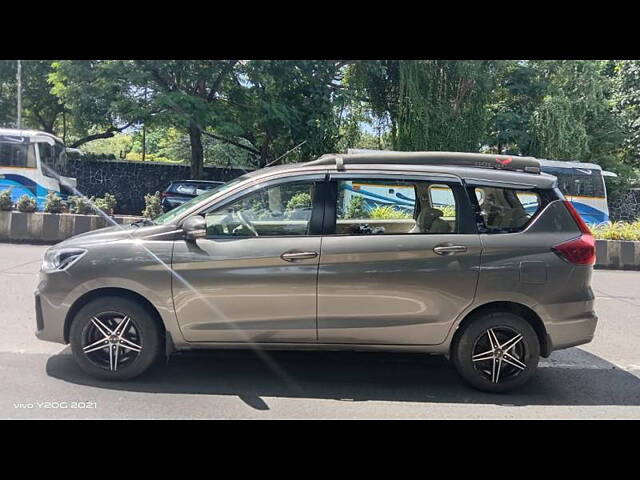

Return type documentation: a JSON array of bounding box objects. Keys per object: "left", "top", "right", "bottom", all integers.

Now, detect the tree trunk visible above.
[{"left": 189, "top": 124, "right": 204, "bottom": 179}]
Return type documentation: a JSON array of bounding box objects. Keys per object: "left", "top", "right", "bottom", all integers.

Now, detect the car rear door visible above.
[{"left": 317, "top": 172, "right": 482, "bottom": 345}]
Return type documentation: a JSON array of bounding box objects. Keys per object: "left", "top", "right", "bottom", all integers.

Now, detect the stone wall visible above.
[
  {"left": 609, "top": 189, "right": 640, "bottom": 222},
  {"left": 61, "top": 158, "right": 249, "bottom": 215}
]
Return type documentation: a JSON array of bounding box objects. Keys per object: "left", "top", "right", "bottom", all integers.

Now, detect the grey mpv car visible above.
[{"left": 35, "top": 152, "right": 598, "bottom": 392}]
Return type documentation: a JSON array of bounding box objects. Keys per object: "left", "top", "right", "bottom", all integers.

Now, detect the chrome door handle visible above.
[
  {"left": 280, "top": 251, "right": 318, "bottom": 262},
  {"left": 433, "top": 245, "right": 468, "bottom": 255}
]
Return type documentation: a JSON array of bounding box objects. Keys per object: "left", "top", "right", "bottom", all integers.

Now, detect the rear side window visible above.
[
  {"left": 169, "top": 183, "right": 197, "bottom": 195},
  {"left": 335, "top": 179, "right": 459, "bottom": 235},
  {"left": 471, "top": 186, "right": 544, "bottom": 233}
]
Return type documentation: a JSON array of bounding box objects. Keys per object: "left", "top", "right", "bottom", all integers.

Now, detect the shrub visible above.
[
  {"left": 591, "top": 221, "right": 640, "bottom": 241},
  {"left": 344, "top": 195, "right": 368, "bottom": 219},
  {"left": 369, "top": 205, "right": 412, "bottom": 219},
  {"left": 439, "top": 205, "right": 456, "bottom": 217},
  {"left": 16, "top": 195, "right": 37, "bottom": 213},
  {"left": 67, "top": 195, "right": 95, "bottom": 215},
  {"left": 94, "top": 193, "right": 117, "bottom": 215},
  {"left": 285, "top": 192, "right": 312, "bottom": 219},
  {"left": 142, "top": 191, "right": 163, "bottom": 219},
  {"left": 0, "top": 189, "right": 13, "bottom": 211},
  {"left": 43, "top": 192, "right": 65, "bottom": 213}
]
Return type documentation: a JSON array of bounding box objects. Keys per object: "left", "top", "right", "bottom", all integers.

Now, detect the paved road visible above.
[{"left": 1, "top": 243, "right": 639, "bottom": 419}]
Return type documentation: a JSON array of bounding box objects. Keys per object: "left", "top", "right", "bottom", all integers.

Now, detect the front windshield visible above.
[
  {"left": 39, "top": 141, "right": 67, "bottom": 178},
  {"left": 153, "top": 174, "right": 250, "bottom": 225}
]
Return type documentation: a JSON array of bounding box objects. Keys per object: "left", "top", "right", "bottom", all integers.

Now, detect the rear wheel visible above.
[
  {"left": 69, "top": 296, "right": 162, "bottom": 381},
  {"left": 452, "top": 312, "right": 540, "bottom": 393}
]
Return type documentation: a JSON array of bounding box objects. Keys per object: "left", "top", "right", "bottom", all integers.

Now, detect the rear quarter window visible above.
[{"left": 470, "top": 186, "right": 549, "bottom": 233}]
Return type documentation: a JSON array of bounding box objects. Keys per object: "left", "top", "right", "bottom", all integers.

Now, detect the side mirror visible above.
[{"left": 182, "top": 215, "right": 206, "bottom": 241}]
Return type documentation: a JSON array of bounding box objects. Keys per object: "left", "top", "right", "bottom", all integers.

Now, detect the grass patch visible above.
[{"left": 591, "top": 221, "right": 640, "bottom": 241}]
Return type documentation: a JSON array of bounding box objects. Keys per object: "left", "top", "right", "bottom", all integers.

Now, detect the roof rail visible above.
[{"left": 307, "top": 151, "right": 541, "bottom": 174}]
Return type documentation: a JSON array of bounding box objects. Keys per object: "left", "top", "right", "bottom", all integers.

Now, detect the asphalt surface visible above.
[{"left": 1, "top": 243, "right": 639, "bottom": 419}]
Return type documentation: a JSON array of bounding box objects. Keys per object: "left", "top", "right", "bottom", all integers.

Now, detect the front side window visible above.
[
  {"left": 473, "top": 186, "right": 541, "bottom": 233},
  {"left": 204, "top": 180, "right": 318, "bottom": 237},
  {"left": 335, "top": 179, "right": 458, "bottom": 235}
]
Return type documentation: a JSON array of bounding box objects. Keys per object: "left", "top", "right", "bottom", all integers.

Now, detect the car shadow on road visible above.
[{"left": 46, "top": 347, "right": 640, "bottom": 409}]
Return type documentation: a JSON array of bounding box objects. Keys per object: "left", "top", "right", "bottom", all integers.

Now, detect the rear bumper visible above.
[{"left": 545, "top": 311, "right": 598, "bottom": 352}]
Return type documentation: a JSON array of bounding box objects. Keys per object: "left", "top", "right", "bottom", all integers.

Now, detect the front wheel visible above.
[
  {"left": 69, "top": 296, "right": 162, "bottom": 381},
  {"left": 451, "top": 312, "right": 540, "bottom": 393}
]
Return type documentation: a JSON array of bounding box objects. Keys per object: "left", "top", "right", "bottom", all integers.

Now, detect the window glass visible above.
[
  {"left": 572, "top": 168, "right": 605, "bottom": 197},
  {"left": 38, "top": 141, "right": 67, "bottom": 178},
  {"left": 474, "top": 186, "right": 541, "bottom": 232},
  {"left": 175, "top": 184, "right": 197, "bottom": 195},
  {"left": 336, "top": 179, "right": 457, "bottom": 235},
  {"left": 0, "top": 137, "right": 36, "bottom": 168},
  {"left": 153, "top": 176, "right": 248, "bottom": 225},
  {"left": 205, "top": 180, "right": 316, "bottom": 237},
  {"left": 542, "top": 166, "right": 574, "bottom": 195}
]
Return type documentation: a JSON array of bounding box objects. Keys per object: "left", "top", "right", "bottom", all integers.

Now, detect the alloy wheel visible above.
[
  {"left": 471, "top": 326, "right": 527, "bottom": 383},
  {"left": 81, "top": 312, "right": 143, "bottom": 372}
]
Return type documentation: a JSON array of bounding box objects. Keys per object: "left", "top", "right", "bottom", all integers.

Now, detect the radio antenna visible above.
[{"left": 265, "top": 140, "right": 307, "bottom": 167}]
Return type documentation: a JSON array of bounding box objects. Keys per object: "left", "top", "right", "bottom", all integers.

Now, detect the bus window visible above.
[
  {"left": 573, "top": 168, "right": 605, "bottom": 198},
  {"left": 0, "top": 138, "right": 36, "bottom": 168}
]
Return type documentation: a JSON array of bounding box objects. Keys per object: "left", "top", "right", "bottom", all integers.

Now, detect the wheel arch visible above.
[
  {"left": 63, "top": 287, "right": 167, "bottom": 344},
  {"left": 450, "top": 301, "right": 551, "bottom": 357}
]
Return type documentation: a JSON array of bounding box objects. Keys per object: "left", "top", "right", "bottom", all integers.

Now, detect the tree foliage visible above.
[{"left": 0, "top": 59, "right": 638, "bottom": 193}]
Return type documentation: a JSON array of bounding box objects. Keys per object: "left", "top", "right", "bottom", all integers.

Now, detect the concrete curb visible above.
[
  {"left": 0, "top": 211, "right": 143, "bottom": 244},
  {"left": 595, "top": 239, "right": 640, "bottom": 270}
]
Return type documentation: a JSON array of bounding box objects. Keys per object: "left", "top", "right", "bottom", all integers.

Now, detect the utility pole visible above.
[
  {"left": 16, "top": 60, "right": 22, "bottom": 129},
  {"left": 141, "top": 87, "right": 147, "bottom": 161}
]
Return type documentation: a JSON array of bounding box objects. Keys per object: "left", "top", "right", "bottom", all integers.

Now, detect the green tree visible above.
[
  {"left": 49, "top": 60, "right": 148, "bottom": 148},
  {"left": 347, "top": 60, "right": 494, "bottom": 152}
]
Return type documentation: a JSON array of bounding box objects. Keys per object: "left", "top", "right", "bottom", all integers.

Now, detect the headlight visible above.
[{"left": 42, "top": 248, "right": 87, "bottom": 273}]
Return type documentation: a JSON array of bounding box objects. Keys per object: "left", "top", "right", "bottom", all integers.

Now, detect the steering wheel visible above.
[{"left": 236, "top": 210, "right": 259, "bottom": 237}]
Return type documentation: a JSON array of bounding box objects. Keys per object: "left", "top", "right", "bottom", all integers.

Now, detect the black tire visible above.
[
  {"left": 69, "top": 296, "right": 162, "bottom": 381},
  {"left": 451, "top": 312, "right": 540, "bottom": 393}
]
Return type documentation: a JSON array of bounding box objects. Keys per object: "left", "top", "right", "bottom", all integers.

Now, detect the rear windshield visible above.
[
  {"left": 168, "top": 183, "right": 198, "bottom": 195},
  {"left": 469, "top": 186, "right": 552, "bottom": 233}
]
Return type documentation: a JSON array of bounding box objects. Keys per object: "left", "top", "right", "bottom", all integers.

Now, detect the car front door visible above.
[
  {"left": 171, "top": 174, "right": 326, "bottom": 343},
  {"left": 317, "top": 173, "right": 482, "bottom": 345}
]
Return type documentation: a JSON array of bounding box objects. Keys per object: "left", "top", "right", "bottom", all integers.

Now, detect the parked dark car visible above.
[{"left": 161, "top": 180, "right": 225, "bottom": 212}]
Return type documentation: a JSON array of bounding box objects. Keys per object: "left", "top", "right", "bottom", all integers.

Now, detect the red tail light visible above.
[{"left": 551, "top": 201, "right": 596, "bottom": 265}]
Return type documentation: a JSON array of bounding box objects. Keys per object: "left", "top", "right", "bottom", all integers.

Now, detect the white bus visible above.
[
  {"left": 0, "top": 128, "right": 77, "bottom": 210},
  {"left": 537, "top": 159, "right": 616, "bottom": 225}
]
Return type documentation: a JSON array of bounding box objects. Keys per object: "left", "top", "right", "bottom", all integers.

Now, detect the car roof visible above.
[{"left": 239, "top": 152, "right": 557, "bottom": 190}]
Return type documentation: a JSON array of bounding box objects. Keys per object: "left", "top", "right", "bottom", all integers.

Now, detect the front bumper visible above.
[{"left": 34, "top": 274, "right": 69, "bottom": 345}]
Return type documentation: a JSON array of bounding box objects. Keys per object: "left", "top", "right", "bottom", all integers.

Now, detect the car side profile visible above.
[{"left": 35, "top": 152, "right": 598, "bottom": 393}]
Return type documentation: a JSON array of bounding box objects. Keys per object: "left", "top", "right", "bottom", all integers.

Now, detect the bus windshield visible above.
[
  {"left": 38, "top": 141, "right": 68, "bottom": 177},
  {"left": 0, "top": 136, "right": 37, "bottom": 168}
]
